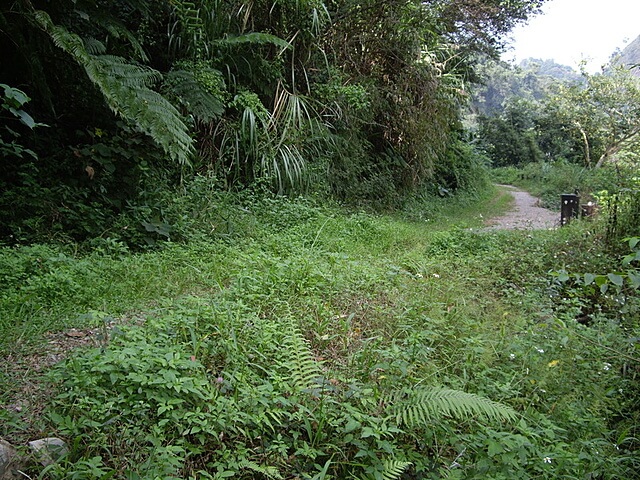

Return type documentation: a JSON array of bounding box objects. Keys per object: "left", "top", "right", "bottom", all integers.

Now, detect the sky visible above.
[{"left": 501, "top": 0, "right": 640, "bottom": 72}]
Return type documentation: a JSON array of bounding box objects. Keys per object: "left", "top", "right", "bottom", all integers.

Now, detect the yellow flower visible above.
[{"left": 548, "top": 360, "right": 560, "bottom": 368}]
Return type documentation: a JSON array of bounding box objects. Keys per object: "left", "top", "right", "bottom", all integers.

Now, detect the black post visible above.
[{"left": 561, "top": 194, "right": 580, "bottom": 226}]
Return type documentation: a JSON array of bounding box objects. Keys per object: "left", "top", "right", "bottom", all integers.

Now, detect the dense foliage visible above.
[
  {"left": 1, "top": 179, "right": 638, "bottom": 478},
  {"left": 0, "top": 0, "right": 547, "bottom": 245},
  {"left": 2, "top": 1, "right": 640, "bottom": 478}
]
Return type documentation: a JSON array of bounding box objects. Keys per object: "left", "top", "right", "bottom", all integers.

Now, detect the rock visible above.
[
  {"left": 0, "top": 438, "right": 22, "bottom": 480},
  {"left": 28, "top": 437, "right": 68, "bottom": 466}
]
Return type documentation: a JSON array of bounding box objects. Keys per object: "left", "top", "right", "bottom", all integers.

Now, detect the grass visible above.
[{"left": 1, "top": 182, "right": 638, "bottom": 479}]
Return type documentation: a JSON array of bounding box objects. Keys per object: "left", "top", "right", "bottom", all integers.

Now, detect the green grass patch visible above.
[{"left": 1, "top": 186, "right": 638, "bottom": 479}]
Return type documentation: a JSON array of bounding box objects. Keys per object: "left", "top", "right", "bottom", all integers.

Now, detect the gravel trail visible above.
[{"left": 482, "top": 185, "right": 559, "bottom": 231}]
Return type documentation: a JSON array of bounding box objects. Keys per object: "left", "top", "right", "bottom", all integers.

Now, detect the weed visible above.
[{"left": 1, "top": 188, "right": 638, "bottom": 478}]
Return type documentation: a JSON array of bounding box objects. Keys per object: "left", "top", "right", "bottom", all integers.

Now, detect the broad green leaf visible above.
[
  {"left": 627, "top": 271, "right": 640, "bottom": 289},
  {"left": 344, "top": 418, "right": 361, "bottom": 433},
  {"left": 2, "top": 84, "right": 30, "bottom": 107},
  {"left": 487, "top": 439, "right": 504, "bottom": 457},
  {"left": 607, "top": 273, "right": 624, "bottom": 287},
  {"left": 9, "top": 107, "right": 35, "bottom": 128},
  {"left": 594, "top": 275, "right": 608, "bottom": 286},
  {"left": 361, "top": 427, "right": 375, "bottom": 438},
  {"left": 583, "top": 273, "right": 596, "bottom": 285}
]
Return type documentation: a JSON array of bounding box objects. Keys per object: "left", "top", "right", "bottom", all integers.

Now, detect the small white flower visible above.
[
  {"left": 603, "top": 363, "right": 611, "bottom": 371},
  {"left": 536, "top": 347, "right": 544, "bottom": 354},
  {"left": 543, "top": 457, "right": 552, "bottom": 464},
  {"left": 433, "top": 273, "right": 440, "bottom": 278},
  {"left": 509, "top": 353, "right": 516, "bottom": 360},
  {"left": 415, "top": 273, "right": 424, "bottom": 278}
]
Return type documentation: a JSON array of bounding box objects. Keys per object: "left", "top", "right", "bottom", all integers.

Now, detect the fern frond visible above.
[
  {"left": 280, "top": 319, "right": 321, "bottom": 393},
  {"left": 168, "top": 0, "right": 205, "bottom": 56},
  {"left": 239, "top": 460, "right": 283, "bottom": 479},
  {"left": 362, "top": 459, "right": 412, "bottom": 480},
  {"left": 390, "top": 387, "right": 517, "bottom": 428},
  {"left": 83, "top": 37, "right": 106, "bottom": 55},
  {"left": 170, "top": 0, "right": 204, "bottom": 33},
  {"left": 73, "top": 4, "right": 149, "bottom": 61},
  {"left": 95, "top": 55, "right": 161, "bottom": 88},
  {"left": 34, "top": 10, "right": 194, "bottom": 164},
  {"left": 165, "top": 69, "right": 225, "bottom": 122}
]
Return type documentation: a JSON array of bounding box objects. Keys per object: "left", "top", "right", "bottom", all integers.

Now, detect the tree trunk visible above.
[{"left": 575, "top": 121, "right": 591, "bottom": 168}]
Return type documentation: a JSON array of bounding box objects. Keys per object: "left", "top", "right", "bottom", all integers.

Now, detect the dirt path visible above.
[{"left": 482, "top": 185, "right": 559, "bottom": 230}]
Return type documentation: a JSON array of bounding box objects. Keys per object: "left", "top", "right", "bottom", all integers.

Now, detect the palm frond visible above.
[
  {"left": 271, "top": 83, "right": 316, "bottom": 132},
  {"left": 389, "top": 387, "right": 518, "bottom": 428},
  {"left": 261, "top": 143, "right": 306, "bottom": 193},
  {"left": 34, "top": 10, "right": 194, "bottom": 164}
]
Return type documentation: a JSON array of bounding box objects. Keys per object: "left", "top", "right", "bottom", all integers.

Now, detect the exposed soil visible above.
[{"left": 482, "top": 185, "right": 559, "bottom": 231}]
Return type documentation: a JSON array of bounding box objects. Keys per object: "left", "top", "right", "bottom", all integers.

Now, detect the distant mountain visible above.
[
  {"left": 614, "top": 34, "right": 640, "bottom": 75},
  {"left": 470, "top": 57, "right": 573, "bottom": 116},
  {"left": 518, "top": 58, "right": 582, "bottom": 83}
]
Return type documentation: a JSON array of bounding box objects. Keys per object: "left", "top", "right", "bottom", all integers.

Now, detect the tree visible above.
[
  {"left": 549, "top": 65, "right": 640, "bottom": 168},
  {"left": 0, "top": 0, "right": 554, "bottom": 242},
  {"left": 477, "top": 97, "right": 543, "bottom": 166}
]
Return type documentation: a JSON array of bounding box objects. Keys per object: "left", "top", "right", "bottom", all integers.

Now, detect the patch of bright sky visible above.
[{"left": 501, "top": 0, "right": 640, "bottom": 72}]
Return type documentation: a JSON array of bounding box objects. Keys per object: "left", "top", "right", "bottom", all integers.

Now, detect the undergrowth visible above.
[{"left": 0, "top": 179, "right": 638, "bottom": 478}]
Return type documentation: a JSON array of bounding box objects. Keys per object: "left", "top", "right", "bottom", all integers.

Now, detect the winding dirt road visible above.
[{"left": 482, "top": 185, "right": 559, "bottom": 230}]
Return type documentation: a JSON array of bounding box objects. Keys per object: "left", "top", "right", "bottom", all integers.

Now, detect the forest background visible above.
[{"left": 1, "top": 0, "right": 640, "bottom": 479}]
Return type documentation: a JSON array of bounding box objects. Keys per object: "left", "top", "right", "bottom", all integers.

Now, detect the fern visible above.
[
  {"left": 169, "top": 1, "right": 290, "bottom": 59},
  {"left": 168, "top": 0, "right": 205, "bottom": 57},
  {"left": 34, "top": 10, "right": 194, "bottom": 164},
  {"left": 362, "top": 459, "right": 412, "bottom": 480},
  {"left": 73, "top": 3, "right": 150, "bottom": 61},
  {"left": 83, "top": 37, "right": 107, "bottom": 55},
  {"left": 165, "top": 68, "right": 225, "bottom": 123},
  {"left": 239, "top": 460, "right": 284, "bottom": 479},
  {"left": 389, "top": 387, "right": 518, "bottom": 428},
  {"left": 280, "top": 319, "right": 322, "bottom": 393}
]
